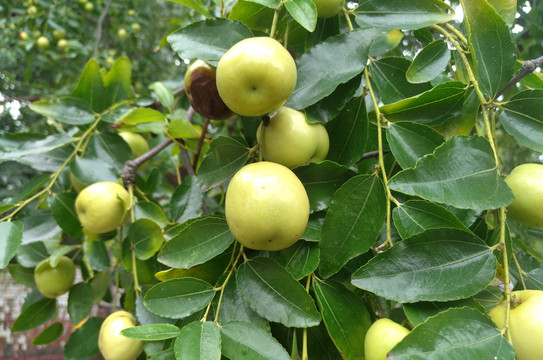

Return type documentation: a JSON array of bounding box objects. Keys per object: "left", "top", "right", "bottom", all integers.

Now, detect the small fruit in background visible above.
[
  {"left": 312, "top": 0, "right": 344, "bottom": 18},
  {"left": 98, "top": 311, "right": 143, "bottom": 360},
  {"left": 57, "top": 38, "right": 69, "bottom": 50},
  {"left": 257, "top": 106, "right": 329, "bottom": 168},
  {"left": 53, "top": 29, "right": 65, "bottom": 39},
  {"left": 127, "top": 9, "right": 136, "bottom": 16},
  {"left": 504, "top": 163, "right": 543, "bottom": 227},
  {"left": 106, "top": 56, "right": 115, "bottom": 66},
  {"left": 216, "top": 37, "right": 297, "bottom": 116},
  {"left": 27, "top": 5, "right": 37, "bottom": 15},
  {"left": 225, "top": 161, "right": 309, "bottom": 251},
  {"left": 118, "top": 131, "right": 149, "bottom": 165},
  {"left": 75, "top": 181, "right": 132, "bottom": 234},
  {"left": 34, "top": 256, "right": 76, "bottom": 298},
  {"left": 489, "top": 290, "right": 543, "bottom": 360},
  {"left": 184, "top": 59, "right": 234, "bottom": 120},
  {"left": 130, "top": 22, "right": 141, "bottom": 33},
  {"left": 364, "top": 318, "right": 410, "bottom": 360},
  {"left": 84, "top": 1, "right": 94, "bottom": 11},
  {"left": 117, "top": 28, "right": 128, "bottom": 40},
  {"left": 19, "top": 31, "right": 29, "bottom": 41},
  {"left": 70, "top": 173, "right": 88, "bottom": 192},
  {"left": 36, "top": 36, "right": 50, "bottom": 49}
]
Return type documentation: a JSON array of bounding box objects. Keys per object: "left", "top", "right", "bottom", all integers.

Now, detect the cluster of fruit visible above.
[{"left": 185, "top": 36, "right": 330, "bottom": 252}]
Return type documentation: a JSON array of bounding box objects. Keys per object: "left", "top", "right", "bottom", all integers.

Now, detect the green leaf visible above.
[
  {"left": 170, "top": 175, "right": 204, "bottom": 223},
  {"left": 216, "top": 274, "right": 269, "bottom": 330},
  {"left": 68, "top": 282, "right": 94, "bottom": 324},
  {"left": 237, "top": 257, "right": 321, "bottom": 327},
  {"left": 134, "top": 201, "right": 169, "bottom": 228},
  {"left": 388, "top": 136, "right": 514, "bottom": 211},
  {"left": 115, "top": 107, "right": 166, "bottom": 125},
  {"left": 32, "top": 321, "right": 63, "bottom": 345},
  {"left": 12, "top": 297, "right": 57, "bottom": 332},
  {"left": 161, "top": 0, "right": 211, "bottom": 17},
  {"left": 103, "top": 56, "right": 134, "bottom": 106},
  {"left": 488, "top": 0, "right": 517, "bottom": 26},
  {"left": 244, "top": 0, "right": 280, "bottom": 8},
  {"left": 369, "top": 57, "right": 432, "bottom": 104},
  {"left": 175, "top": 321, "right": 221, "bottom": 360},
  {"left": 64, "top": 317, "right": 104, "bottom": 360},
  {"left": 352, "top": 229, "right": 496, "bottom": 302},
  {"left": 293, "top": 161, "right": 357, "bottom": 213},
  {"left": 150, "top": 82, "right": 175, "bottom": 109},
  {"left": 48, "top": 192, "right": 83, "bottom": 240},
  {"left": 389, "top": 307, "right": 514, "bottom": 360},
  {"left": 20, "top": 210, "right": 61, "bottom": 245},
  {"left": 8, "top": 264, "right": 36, "bottom": 287},
  {"left": 319, "top": 174, "right": 387, "bottom": 278},
  {"left": 83, "top": 239, "right": 111, "bottom": 271},
  {"left": 499, "top": 89, "right": 543, "bottom": 153},
  {"left": 393, "top": 200, "right": 469, "bottom": 239},
  {"left": 324, "top": 96, "right": 368, "bottom": 167},
  {"left": 286, "top": 28, "right": 376, "bottom": 109},
  {"left": 167, "top": 118, "right": 201, "bottom": 139},
  {"left": 461, "top": 0, "right": 516, "bottom": 98},
  {"left": 0, "top": 132, "right": 75, "bottom": 162},
  {"left": 128, "top": 218, "right": 163, "bottom": 261},
  {"left": 220, "top": 321, "right": 290, "bottom": 360},
  {"left": 370, "top": 30, "right": 404, "bottom": 57},
  {"left": 403, "top": 298, "right": 486, "bottom": 326},
  {"left": 86, "top": 132, "right": 131, "bottom": 170},
  {"left": 197, "top": 136, "right": 250, "bottom": 190},
  {"left": 386, "top": 121, "right": 445, "bottom": 169},
  {"left": 168, "top": 19, "right": 252, "bottom": 62},
  {"left": 269, "top": 241, "right": 320, "bottom": 280},
  {"left": 29, "top": 97, "right": 95, "bottom": 125},
  {"left": 71, "top": 59, "right": 108, "bottom": 112},
  {"left": 158, "top": 216, "right": 234, "bottom": 269},
  {"left": 370, "top": 82, "right": 467, "bottom": 126},
  {"left": 121, "top": 323, "right": 181, "bottom": 340},
  {"left": 284, "top": 0, "right": 317, "bottom": 32},
  {"left": 354, "top": 0, "right": 455, "bottom": 31},
  {"left": 229, "top": 1, "right": 275, "bottom": 32},
  {"left": 0, "top": 221, "right": 23, "bottom": 268},
  {"left": 406, "top": 40, "right": 451, "bottom": 84},
  {"left": 70, "top": 157, "right": 119, "bottom": 184},
  {"left": 313, "top": 278, "right": 371, "bottom": 360},
  {"left": 16, "top": 241, "right": 48, "bottom": 267},
  {"left": 306, "top": 74, "right": 362, "bottom": 125},
  {"left": 144, "top": 278, "right": 216, "bottom": 319}
]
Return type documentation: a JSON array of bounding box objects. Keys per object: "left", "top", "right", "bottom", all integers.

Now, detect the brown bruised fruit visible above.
[{"left": 184, "top": 60, "right": 234, "bottom": 120}]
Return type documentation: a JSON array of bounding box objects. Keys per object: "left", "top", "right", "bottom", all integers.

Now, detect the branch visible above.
[
  {"left": 93, "top": 0, "right": 114, "bottom": 57},
  {"left": 356, "top": 149, "right": 391, "bottom": 164},
  {"left": 496, "top": 55, "right": 543, "bottom": 98},
  {"left": 121, "top": 138, "right": 173, "bottom": 187}
]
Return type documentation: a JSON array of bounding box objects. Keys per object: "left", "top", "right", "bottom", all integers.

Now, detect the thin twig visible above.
[
  {"left": 193, "top": 118, "right": 210, "bottom": 168},
  {"left": 495, "top": 55, "right": 543, "bottom": 98},
  {"left": 356, "top": 150, "right": 391, "bottom": 164},
  {"left": 93, "top": 0, "right": 114, "bottom": 57},
  {"left": 121, "top": 138, "right": 173, "bottom": 187}
]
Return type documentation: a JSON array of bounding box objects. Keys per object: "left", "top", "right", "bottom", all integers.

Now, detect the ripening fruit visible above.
[
  {"left": 98, "top": 311, "right": 143, "bottom": 360},
  {"left": 19, "top": 31, "right": 29, "bottom": 41},
  {"left": 36, "top": 36, "right": 50, "bottom": 49},
  {"left": 365, "top": 318, "right": 410, "bottom": 360},
  {"left": 117, "top": 28, "right": 128, "bottom": 40},
  {"left": 57, "top": 39, "right": 68, "bottom": 50},
  {"left": 312, "top": 0, "right": 344, "bottom": 18},
  {"left": 34, "top": 256, "right": 76, "bottom": 298},
  {"left": 505, "top": 163, "right": 543, "bottom": 227},
  {"left": 225, "top": 162, "right": 309, "bottom": 251}
]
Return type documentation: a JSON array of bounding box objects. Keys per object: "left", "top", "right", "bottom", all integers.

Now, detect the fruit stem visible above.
[
  {"left": 512, "top": 252, "right": 528, "bottom": 290},
  {"left": 113, "top": 226, "right": 124, "bottom": 312},
  {"left": 499, "top": 206, "right": 513, "bottom": 344},
  {"left": 364, "top": 68, "right": 394, "bottom": 248},
  {"left": 302, "top": 275, "right": 312, "bottom": 360},
  {"left": 213, "top": 246, "right": 244, "bottom": 324},
  {"left": 192, "top": 117, "right": 210, "bottom": 169},
  {"left": 343, "top": 8, "right": 354, "bottom": 31},
  {"left": 132, "top": 246, "right": 141, "bottom": 296},
  {"left": 269, "top": 1, "right": 283, "bottom": 38}
]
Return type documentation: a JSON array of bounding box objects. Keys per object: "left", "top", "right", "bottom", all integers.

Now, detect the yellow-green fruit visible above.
[
  {"left": 98, "top": 311, "right": 143, "bottom": 360},
  {"left": 34, "top": 256, "right": 76, "bottom": 298},
  {"left": 118, "top": 131, "right": 149, "bottom": 159},
  {"left": 489, "top": 290, "right": 543, "bottom": 360},
  {"left": 225, "top": 162, "right": 309, "bottom": 251},
  {"left": 130, "top": 22, "right": 141, "bottom": 33},
  {"left": 117, "top": 28, "right": 128, "bottom": 40},
  {"left": 19, "top": 31, "right": 29, "bottom": 41},
  {"left": 57, "top": 38, "right": 68, "bottom": 50},
  {"left": 505, "top": 163, "right": 543, "bottom": 227},
  {"left": 27, "top": 5, "right": 37, "bottom": 15},
  {"left": 84, "top": 1, "right": 94, "bottom": 11},
  {"left": 312, "top": 0, "right": 344, "bottom": 18},
  {"left": 257, "top": 106, "right": 329, "bottom": 168},
  {"left": 106, "top": 56, "right": 115, "bottom": 66},
  {"left": 216, "top": 37, "right": 297, "bottom": 116},
  {"left": 128, "top": 9, "right": 136, "bottom": 16},
  {"left": 365, "top": 318, "right": 410, "bottom": 360},
  {"left": 75, "top": 181, "right": 131, "bottom": 234},
  {"left": 36, "top": 36, "right": 49, "bottom": 49},
  {"left": 53, "top": 29, "right": 65, "bottom": 39}
]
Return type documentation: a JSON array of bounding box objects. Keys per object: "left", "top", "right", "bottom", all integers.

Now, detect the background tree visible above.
[{"left": 2, "top": 0, "right": 543, "bottom": 359}]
